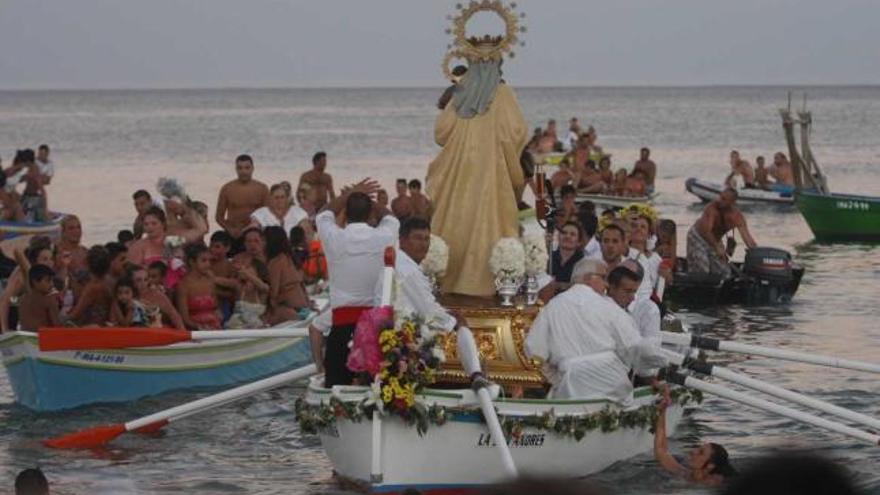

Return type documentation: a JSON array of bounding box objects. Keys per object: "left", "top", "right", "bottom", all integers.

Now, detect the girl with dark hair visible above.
[
  {"left": 110, "top": 276, "right": 148, "bottom": 327},
  {"left": 225, "top": 258, "right": 269, "bottom": 329},
  {"left": 175, "top": 244, "right": 221, "bottom": 330},
  {"left": 66, "top": 245, "right": 113, "bottom": 326},
  {"left": 263, "top": 226, "right": 310, "bottom": 325},
  {"left": 128, "top": 206, "right": 169, "bottom": 267}
]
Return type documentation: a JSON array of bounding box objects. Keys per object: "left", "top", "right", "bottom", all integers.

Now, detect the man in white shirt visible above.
[
  {"left": 525, "top": 258, "right": 666, "bottom": 404},
  {"left": 316, "top": 178, "right": 399, "bottom": 387},
  {"left": 36, "top": 144, "right": 55, "bottom": 185},
  {"left": 607, "top": 261, "right": 662, "bottom": 379}
]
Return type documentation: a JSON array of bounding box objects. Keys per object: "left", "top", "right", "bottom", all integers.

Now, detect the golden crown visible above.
[{"left": 441, "top": 0, "right": 526, "bottom": 80}]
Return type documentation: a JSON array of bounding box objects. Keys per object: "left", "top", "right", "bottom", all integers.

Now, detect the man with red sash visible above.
[{"left": 316, "top": 178, "right": 399, "bottom": 387}]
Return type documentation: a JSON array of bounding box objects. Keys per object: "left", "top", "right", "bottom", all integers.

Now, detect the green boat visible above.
[
  {"left": 780, "top": 97, "right": 880, "bottom": 242},
  {"left": 796, "top": 190, "right": 880, "bottom": 242}
]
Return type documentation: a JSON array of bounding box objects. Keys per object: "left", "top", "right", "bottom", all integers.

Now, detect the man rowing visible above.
[
  {"left": 524, "top": 258, "right": 666, "bottom": 404},
  {"left": 317, "top": 178, "right": 398, "bottom": 387},
  {"left": 724, "top": 150, "right": 755, "bottom": 189},
  {"left": 687, "top": 188, "right": 756, "bottom": 277}
]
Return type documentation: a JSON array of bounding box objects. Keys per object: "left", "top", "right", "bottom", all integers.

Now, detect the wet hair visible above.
[
  {"left": 15, "top": 467, "right": 49, "bottom": 495},
  {"left": 143, "top": 206, "right": 167, "bottom": 226},
  {"left": 38, "top": 144, "right": 50, "bottom": 152},
  {"left": 264, "top": 226, "right": 291, "bottom": 261},
  {"left": 560, "top": 184, "right": 576, "bottom": 198},
  {"left": 312, "top": 151, "right": 326, "bottom": 165},
  {"left": 28, "top": 264, "right": 55, "bottom": 285},
  {"left": 601, "top": 223, "right": 627, "bottom": 241},
  {"left": 408, "top": 179, "right": 422, "bottom": 190},
  {"left": 117, "top": 229, "right": 135, "bottom": 244},
  {"left": 707, "top": 443, "right": 737, "bottom": 479},
  {"left": 132, "top": 189, "right": 151, "bottom": 201},
  {"left": 86, "top": 245, "right": 111, "bottom": 277},
  {"left": 235, "top": 154, "right": 253, "bottom": 165},
  {"left": 148, "top": 260, "right": 168, "bottom": 277},
  {"left": 345, "top": 192, "right": 372, "bottom": 223},
  {"left": 400, "top": 217, "right": 431, "bottom": 238},
  {"left": 396, "top": 178, "right": 408, "bottom": 186},
  {"left": 183, "top": 243, "right": 208, "bottom": 264},
  {"left": 210, "top": 230, "right": 233, "bottom": 247}
]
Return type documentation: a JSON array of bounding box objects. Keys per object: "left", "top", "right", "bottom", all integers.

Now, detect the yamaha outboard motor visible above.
[{"left": 743, "top": 247, "right": 796, "bottom": 304}]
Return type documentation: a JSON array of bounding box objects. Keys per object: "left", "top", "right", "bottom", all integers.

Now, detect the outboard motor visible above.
[{"left": 743, "top": 247, "right": 795, "bottom": 304}]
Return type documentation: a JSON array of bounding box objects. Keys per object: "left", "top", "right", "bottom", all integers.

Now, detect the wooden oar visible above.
[
  {"left": 661, "top": 331, "right": 880, "bottom": 374},
  {"left": 661, "top": 349, "right": 880, "bottom": 431},
  {"left": 667, "top": 372, "right": 880, "bottom": 446},
  {"left": 38, "top": 327, "right": 311, "bottom": 352},
  {"left": 458, "top": 327, "right": 519, "bottom": 478},
  {"left": 44, "top": 363, "right": 317, "bottom": 449}
]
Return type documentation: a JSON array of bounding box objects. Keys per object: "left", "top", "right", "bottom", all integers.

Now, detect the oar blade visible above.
[
  {"left": 39, "top": 327, "right": 192, "bottom": 351},
  {"left": 44, "top": 424, "right": 126, "bottom": 449}
]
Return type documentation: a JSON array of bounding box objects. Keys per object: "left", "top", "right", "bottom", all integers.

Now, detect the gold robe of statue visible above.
[{"left": 426, "top": 83, "right": 527, "bottom": 296}]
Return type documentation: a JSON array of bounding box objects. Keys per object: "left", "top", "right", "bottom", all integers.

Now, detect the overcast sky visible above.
[{"left": 1, "top": 0, "right": 879, "bottom": 89}]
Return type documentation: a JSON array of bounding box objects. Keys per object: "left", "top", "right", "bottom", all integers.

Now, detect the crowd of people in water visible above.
[{"left": 0, "top": 147, "right": 443, "bottom": 334}]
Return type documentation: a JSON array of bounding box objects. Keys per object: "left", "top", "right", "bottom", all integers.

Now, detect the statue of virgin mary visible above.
[{"left": 426, "top": 3, "right": 528, "bottom": 297}]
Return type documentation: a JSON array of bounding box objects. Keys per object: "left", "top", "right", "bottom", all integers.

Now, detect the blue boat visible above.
[{"left": 0, "top": 318, "right": 316, "bottom": 411}]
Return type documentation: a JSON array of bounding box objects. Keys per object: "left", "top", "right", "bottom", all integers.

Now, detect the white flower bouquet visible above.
[
  {"left": 521, "top": 233, "right": 549, "bottom": 276},
  {"left": 420, "top": 234, "right": 449, "bottom": 277},
  {"left": 489, "top": 237, "right": 526, "bottom": 281}
]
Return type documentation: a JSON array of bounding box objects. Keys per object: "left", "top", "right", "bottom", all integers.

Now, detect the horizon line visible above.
[{"left": 2, "top": 82, "right": 880, "bottom": 92}]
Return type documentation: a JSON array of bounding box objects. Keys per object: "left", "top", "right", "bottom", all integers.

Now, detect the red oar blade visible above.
[
  {"left": 39, "top": 327, "right": 193, "bottom": 351},
  {"left": 44, "top": 424, "right": 126, "bottom": 449}
]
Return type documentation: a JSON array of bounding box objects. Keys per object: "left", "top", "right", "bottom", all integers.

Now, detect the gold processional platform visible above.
[{"left": 436, "top": 294, "right": 547, "bottom": 391}]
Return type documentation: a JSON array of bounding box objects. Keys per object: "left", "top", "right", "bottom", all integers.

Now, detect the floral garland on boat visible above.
[{"left": 294, "top": 387, "right": 702, "bottom": 440}]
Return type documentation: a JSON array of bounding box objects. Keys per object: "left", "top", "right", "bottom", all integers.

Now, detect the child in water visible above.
[
  {"left": 225, "top": 259, "right": 270, "bottom": 329},
  {"left": 110, "top": 277, "right": 149, "bottom": 327},
  {"left": 176, "top": 244, "right": 221, "bottom": 330}
]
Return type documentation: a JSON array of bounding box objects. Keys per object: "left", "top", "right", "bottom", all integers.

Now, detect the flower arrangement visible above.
[
  {"left": 489, "top": 237, "right": 526, "bottom": 280},
  {"left": 521, "top": 233, "right": 549, "bottom": 276},
  {"left": 420, "top": 234, "right": 449, "bottom": 278},
  {"left": 345, "top": 309, "right": 446, "bottom": 433}
]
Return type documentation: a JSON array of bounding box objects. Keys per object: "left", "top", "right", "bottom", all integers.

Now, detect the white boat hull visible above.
[
  {"left": 303, "top": 377, "right": 686, "bottom": 494},
  {"left": 685, "top": 178, "right": 794, "bottom": 205}
]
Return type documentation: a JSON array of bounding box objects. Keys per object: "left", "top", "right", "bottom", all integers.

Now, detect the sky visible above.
[{"left": 1, "top": 0, "right": 879, "bottom": 90}]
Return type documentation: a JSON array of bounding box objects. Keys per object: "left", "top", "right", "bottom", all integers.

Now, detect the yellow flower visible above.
[{"left": 381, "top": 385, "right": 393, "bottom": 403}]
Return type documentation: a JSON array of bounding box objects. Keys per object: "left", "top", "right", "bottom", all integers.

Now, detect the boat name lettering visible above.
[
  {"left": 835, "top": 200, "right": 870, "bottom": 211},
  {"left": 73, "top": 351, "right": 125, "bottom": 364},
  {"left": 477, "top": 432, "right": 545, "bottom": 448}
]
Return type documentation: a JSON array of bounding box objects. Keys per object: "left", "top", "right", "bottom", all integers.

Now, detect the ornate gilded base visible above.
[{"left": 437, "top": 294, "right": 546, "bottom": 390}]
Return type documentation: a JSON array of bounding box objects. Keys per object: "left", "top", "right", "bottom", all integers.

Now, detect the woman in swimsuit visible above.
[
  {"left": 232, "top": 227, "right": 266, "bottom": 267},
  {"left": 128, "top": 265, "right": 185, "bottom": 329},
  {"left": 263, "top": 226, "right": 310, "bottom": 325},
  {"left": 128, "top": 206, "right": 169, "bottom": 267},
  {"left": 176, "top": 243, "right": 222, "bottom": 330}
]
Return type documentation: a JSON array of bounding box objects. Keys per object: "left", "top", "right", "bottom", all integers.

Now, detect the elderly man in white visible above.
[{"left": 525, "top": 258, "right": 667, "bottom": 404}]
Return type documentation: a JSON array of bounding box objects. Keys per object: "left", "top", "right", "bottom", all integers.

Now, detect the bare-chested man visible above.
[
  {"left": 391, "top": 178, "right": 413, "bottom": 220},
  {"left": 408, "top": 179, "right": 433, "bottom": 221},
  {"left": 770, "top": 152, "right": 795, "bottom": 189},
  {"left": 298, "top": 151, "right": 335, "bottom": 211},
  {"left": 215, "top": 154, "right": 269, "bottom": 255},
  {"left": 633, "top": 147, "right": 657, "bottom": 194},
  {"left": 132, "top": 189, "right": 154, "bottom": 239},
  {"left": 724, "top": 150, "right": 755, "bottom": 189},
  {"left": 754, "top": 155, "right": 773, "bottom": 190},
  {"left": 686, "top": 188, "right": 757, "bottom": 277}
]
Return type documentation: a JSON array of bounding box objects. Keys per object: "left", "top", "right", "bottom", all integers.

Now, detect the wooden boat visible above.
[
  {"left": 0, "top": 305, "right": 324, "bottom": 411},
  {"left": 780, "top": 98, "right": 880, "bottom": 242},
  {"left": 667, "top": 248, "right": 804, "bottom": 306},
  {"left": 298, "top": 378, "right": 691, "bottom": 494},
  {"left": 796, "top": 190, "right": 880, "bottom": 242},
  {"left": 685, "top": 178, "right": 795, "bottom": 206}
]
